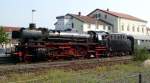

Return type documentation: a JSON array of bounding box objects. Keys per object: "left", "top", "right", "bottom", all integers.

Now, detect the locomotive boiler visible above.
[{"left": 12, "top": 23, "right": 134, "bottom": 62}]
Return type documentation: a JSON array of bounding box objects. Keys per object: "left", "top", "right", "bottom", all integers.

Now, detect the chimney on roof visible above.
[
  {"left": 78, "top": 12, "right": 81, "bottom": 16},
  {"left": 107, "top": 8, "right": 109, "bottom": 11}
]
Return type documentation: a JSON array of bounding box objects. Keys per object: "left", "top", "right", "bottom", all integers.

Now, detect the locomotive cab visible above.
[{"left": 88, "top": 31, "right": 109, "bottom": 46}]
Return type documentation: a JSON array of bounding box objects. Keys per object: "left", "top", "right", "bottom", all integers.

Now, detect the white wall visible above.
[
  {"left": 71, "top": 16, "right": 84, "bottom": 32},
  {"left": 83, "top": 23, "right": 112, "bottom": 32},
  {"left": 119, "top": 18, "right": 147, "bottom": 35},
  {"left": 55, "top": 15, "right": 83, "bottom": 32}
]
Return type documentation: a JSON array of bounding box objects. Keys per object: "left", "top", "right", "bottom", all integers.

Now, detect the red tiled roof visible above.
[
  {"left": 66, "top": 14, "right": 111, "bottom": 25},
  {"left": 88, "top": 9, "right": 147, "bottom": 23},
  {"left": 1, "top": 26, "right": 20, "bottom": 32}
]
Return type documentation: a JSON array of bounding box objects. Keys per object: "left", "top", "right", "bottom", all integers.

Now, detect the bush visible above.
[{"left": 133, "top": 48, "right": 150, "bottom": 61}]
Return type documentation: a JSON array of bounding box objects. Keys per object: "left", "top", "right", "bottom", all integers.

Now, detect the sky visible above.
[{"left": 0, "top": 0, "right": 150, "bottom": 29}]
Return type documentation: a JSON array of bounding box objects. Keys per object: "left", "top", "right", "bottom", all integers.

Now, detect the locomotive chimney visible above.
[
  {"left": 107, "top": 8, "right": 109, "bottom": 11},
  {"left": 78, "top": 12, "right": 81, "bottom": 16},
  {"left": 29, "top": 23, "right": 36, "bottom": 29}
]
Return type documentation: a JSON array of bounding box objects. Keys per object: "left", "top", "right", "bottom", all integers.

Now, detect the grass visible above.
[
  {"left": 1, "top": 61, "right": 150, "bottom": 83},
  {"left": 133, "top": 47, "right": 150, "bottom": 61}
]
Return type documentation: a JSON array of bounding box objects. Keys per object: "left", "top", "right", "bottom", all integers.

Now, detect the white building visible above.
[
  {"left": 55, "top": 13, "right": 112, "bottom": 33},
  {"left": 88, "top": 9, "right": 148, "bottom": 35}
]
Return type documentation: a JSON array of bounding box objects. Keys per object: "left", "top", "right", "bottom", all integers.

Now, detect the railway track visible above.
[
  {"left": 0, "top": 56, "right": 133, "bottom": 74},
  {"left": 0, "top": 57, "right": 17, "bottom": 64}
]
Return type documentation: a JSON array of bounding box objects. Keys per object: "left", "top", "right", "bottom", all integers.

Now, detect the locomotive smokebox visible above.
[{"left": 29, "top": 23, "right": 36, "bottom": 29}]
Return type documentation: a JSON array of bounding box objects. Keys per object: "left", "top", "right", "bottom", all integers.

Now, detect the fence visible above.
[{"left": 8, "top": 71, "right": 150, "bottom": 83}]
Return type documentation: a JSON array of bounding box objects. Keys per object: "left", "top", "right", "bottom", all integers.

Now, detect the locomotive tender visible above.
[{"left": 12, "top": 23, "right": 134, "bottom": 62}]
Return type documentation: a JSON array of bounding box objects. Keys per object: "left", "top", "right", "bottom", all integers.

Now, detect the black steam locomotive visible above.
[{"left": 12, "top": 23, "right": 134, "bottom": 62}]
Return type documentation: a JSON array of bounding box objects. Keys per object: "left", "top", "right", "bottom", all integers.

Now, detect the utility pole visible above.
[{"left": 29, "top": 9, "right": 36, "bottom": 29}]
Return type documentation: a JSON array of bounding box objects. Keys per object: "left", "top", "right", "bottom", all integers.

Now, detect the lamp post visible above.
[
  {"left": 29, "top": 9, "right": 36, "bottom": 29},
  {"left": 32, "top": 9, "right": 36, "bottom": 23}
]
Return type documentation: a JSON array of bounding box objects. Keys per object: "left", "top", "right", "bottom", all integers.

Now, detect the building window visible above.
[
  {"left": 137, "top": 27, "right": 139, "bottom": 32},
  {"left": 88, "top": 24, "right": 91, "bottom": 29},
  {"left": 96, "top": 24, "right": 99, "bottom": 29},
  {"left": 70, "top": 16, "right": 73, "bottom": 19},
  {"left": 95, "top": 13, "right": 101, "bottom": 20},
  {"left": 108, "top": 26, "right": 111, "bottom": 30},
  {"left": 122, "top": 25, "right": 124, "bottom": 31},
  {"left": 97, "top": 13, "right": 101, "bottom": 18},
  {"left": 72, "top": 23, "right": 74, "bottom": 28},
  {"left": 142, "top": 28, "right": 144, "bottom": 32},
  {"left": 145, "top": 40, "right": 148, "bottom": 42},
  {"left": 132, "top": 26, "right": 135, "bottom": 32},
  {"left": 105, "top": 15, "right": 107, "bottom": 19},
  {"left": 122, "top": 35, "right": 124, "bottom": 39},
  {"left": 103, "top": 25, "right": 106, "bottom": 30},
  {"left": 127, "top": 25, "right": 130, "bottom": 31}
]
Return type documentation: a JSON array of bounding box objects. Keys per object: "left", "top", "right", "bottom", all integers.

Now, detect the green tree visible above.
[{"left": 0, "top": 26, "right": 9, "bottom": 47}]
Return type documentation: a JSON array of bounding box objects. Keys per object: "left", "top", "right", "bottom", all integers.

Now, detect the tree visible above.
[{"left": 0, "top": 26, "right": 9, "bottom": 47}]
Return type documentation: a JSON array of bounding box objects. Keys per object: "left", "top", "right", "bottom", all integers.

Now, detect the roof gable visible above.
[
  {"left": 66, "top": 14, "right": 112, "bottom": 25},
  {"left": 87, "top": 9, "right": 147, "bottom": 23}
]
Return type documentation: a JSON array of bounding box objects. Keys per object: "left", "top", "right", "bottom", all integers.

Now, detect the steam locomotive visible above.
[{"left": 12, "top": 23, "right": 134, "bottom": 62}]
